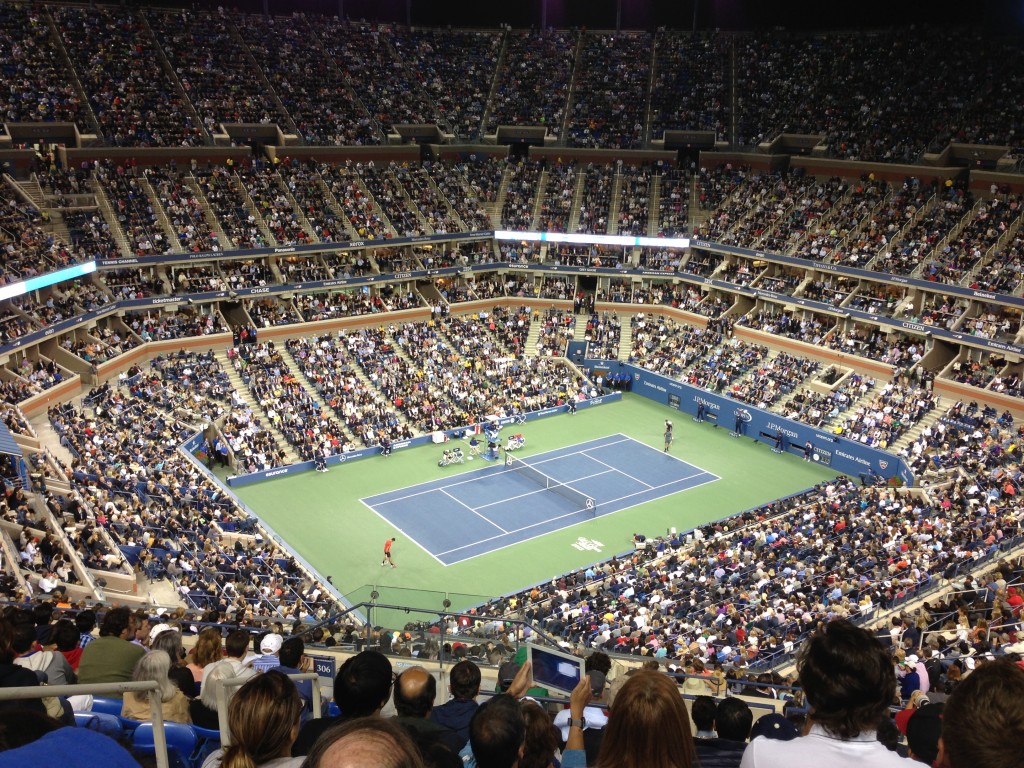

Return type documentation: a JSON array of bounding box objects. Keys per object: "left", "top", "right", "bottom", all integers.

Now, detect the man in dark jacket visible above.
[
  {"left": 694, "top": 697, "right": 752, "bottom": 768},
  {"left": 0, "top": 615, "right": 45, "bottom": 715},
  {"left": 432, "top": 659, "right": 481, "bottom": 749},
  {"left": 391, "top": 666, "right": 463, "bottom": 755},
  {"left": 293, "top": 650, "right": 393, "bottom": 756}
]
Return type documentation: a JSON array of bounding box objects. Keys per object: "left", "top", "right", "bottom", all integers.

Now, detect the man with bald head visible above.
[
  {"left": 304, "top": 718, "right": 424, "bottom": 768},
  {"left": 391, "top": 665, "right": 463, "bottom": 755}
]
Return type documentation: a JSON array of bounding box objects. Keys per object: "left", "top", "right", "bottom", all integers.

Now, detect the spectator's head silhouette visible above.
[
  {"left": 940, "top": 660, "right": 1024, "bottom": 768},
  {"left": 304, "top": 716, "right": 424, "bottom": 768},
  {"left": 597, "top": 669, "right": 695, "bottom": 768},
  {"left": 470, "top": 693, "right": 526, "bottom": 768},
  {"left": 334, "top": 650, "right": 393, "bottom": 718},
  {"left": 797, "top": 619, "right": 895, "bottom": 739}
]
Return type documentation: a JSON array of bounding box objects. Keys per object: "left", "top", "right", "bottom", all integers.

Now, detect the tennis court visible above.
[{"left": 362, "top": 434, "right": 719, "bottom": 565}]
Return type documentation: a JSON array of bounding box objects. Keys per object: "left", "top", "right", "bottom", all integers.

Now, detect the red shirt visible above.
[{"left": 384, "top": 540, "right": 393, "bottom": 554}]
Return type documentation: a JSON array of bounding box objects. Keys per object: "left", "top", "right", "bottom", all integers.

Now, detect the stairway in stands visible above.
[
  {"left": 213, "top": 349, "right": 302, "bottom": 465},
  {"left": 892, "top": 406, "right": 946, "bottom": 454},
  {"left": 525, "top": 315, "right": 545, "bottom": 357},
  {"left": 616, "top": 317, "right": 633, "bottom": 361}
]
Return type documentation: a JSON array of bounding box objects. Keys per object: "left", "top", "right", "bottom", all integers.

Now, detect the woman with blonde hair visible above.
[
  {"left": 122, "top": 650, "right": 192, "bottom": 724},
  {"left": 188, "top": 627, "right": 224, "bottom": 688},
  {"left": 201, "top": 670, "right": 303, "bottom": 768},
  {"left": 562, "top": 669, "right": 695, "bottom": 768}
]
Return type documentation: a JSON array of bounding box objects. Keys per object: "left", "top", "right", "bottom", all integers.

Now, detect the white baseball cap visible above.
[{"left": 260, "top": 633, "right": 283, "bottom": 654}]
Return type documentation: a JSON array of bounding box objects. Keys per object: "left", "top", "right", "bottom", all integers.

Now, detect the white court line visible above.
[
  {"left": 620, "top": 433, "right": 722, "bottom": 480},
  {"left": 520, "top": 436, "right": 633, "bottom": 470},
  {"left": 578, "top": 449, "right": 654, "bottom": 489},
  {"left": 441, "top": 488, "right": 508, "bottom": 533},
  {"left": 439, "top": 472, "right": 723, "bottom": 565},
  {"left": 435, "top": 471, "right": 719, "bottom": 558},
  {"left": 365, "top": 435, "right": 633, "bottom": 507},
  {"left": 366, "top": 432, "right": 719, "bottom": 567},
  {"left": 358, "top": 498, "right": 448, "bottom": 566},
  {"left": 473, "top": 468, "right": 617, "bottom": 511}
]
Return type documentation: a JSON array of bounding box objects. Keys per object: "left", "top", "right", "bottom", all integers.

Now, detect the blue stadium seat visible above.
[
  {"left": 132, "top": 722, "right": 198, "bottom": 768},
  {"left": 191, "top": 724, "right": 222, "bottom": 765},
  {"left": 74, "top": 711, "right": 124, "bottom": 740},
  {"left": 89, "top": 696, "right": 123, "bottom": 717}
]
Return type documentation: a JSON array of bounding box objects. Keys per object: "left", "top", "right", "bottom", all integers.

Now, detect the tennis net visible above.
[{"left": 504, "top": 454, "right": 596, "bottom": 515}]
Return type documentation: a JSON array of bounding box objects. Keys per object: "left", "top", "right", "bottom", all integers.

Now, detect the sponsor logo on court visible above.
[{"left": 571, "top": 537, "right": 604, "bottom": 553}]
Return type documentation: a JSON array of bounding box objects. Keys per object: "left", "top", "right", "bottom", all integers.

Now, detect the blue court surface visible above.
[{"left": 362, "top": 434, "right": 719, "bottom": 565}]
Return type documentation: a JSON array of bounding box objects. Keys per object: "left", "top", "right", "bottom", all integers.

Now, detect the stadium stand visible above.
[{"left": 1, "top": 9, "right": 1024, "bottom": 766}]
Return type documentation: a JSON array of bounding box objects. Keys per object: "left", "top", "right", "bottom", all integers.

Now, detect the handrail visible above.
[
  {"left": 214, "top": 671, "right": 322, "bottom": 747},
  {"left": 0, "top": 680, "right": 168, "bottom": 768}
]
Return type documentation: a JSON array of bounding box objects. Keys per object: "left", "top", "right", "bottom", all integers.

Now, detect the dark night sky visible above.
[{"left": 199, "top": 0, "right": 1023, "bottom": 32}]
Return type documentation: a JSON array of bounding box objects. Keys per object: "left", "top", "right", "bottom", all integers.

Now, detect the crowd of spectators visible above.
[
  {"left": 650, "top": 31, "right": 729, "bottom": 143},
  {"left": 501, "top": 160, "right": 543, "bottom": 230},
  {"left": 285, "top": 332, "right": 409, "bottom": 449},
  {"left": 574, "top": 165, "right": 614, "bottom": 235},
  {"left": 628, "top": 315, "right": 723, "bottom": 377},
  {"left": 391, "top": 165, "right": 462, "bottom": 235},
  {"left": 535, "top": 310, "right": 575, "bottom": 357},
  {"left": 0, "top": 4, "right": 85, "bottom": 129},
  {"left": 726, "top": 351, "right": 821, "bottom": 409},
  {"left": 195, "top": 167, "right": 269, "bottom": 249},
  {"left": 319, "top": 20, "right": 441, "bottom": 135},
  {"left": 0, "top": 197, "right": 94, "bottom": 284},
  {"left": 755, "top": 268, "right": 803, "bottom": 297},
  {"left": 872, "top": 182, "right": 972, "bottom": 277},
  {"left": 4, "top": 8, "right": 1024, "bottom": 172},
  {"left": 230, "top": 340, "right": 351, "bottom": 462},
  {"left": 655, "top": 167, "right": 692, "bottom": 237},
  {"left": 151, "top": 9, "right": 293, "bottom": 132},
  {"left": 246, "top": 298, "right": 301, "bottom": 328},
  {"left": 919, "top": 193, "right": 1022, "bottom": 285},
  {"left": 422, "top": 160, "right": 494, "bottom": 232},
  {"left": 94, "top": 161, "right": 176, "bottom": 257},
  {"left": 738, "top": 309, "right": 833, "bottom": 346},
  {"left": 780, "top": 373, "right": 877, "bottom": 430},
  {"left": 314, "top": 162, "right": 392, "bottom": 240},
  {"left": 234, "top": 14, "right": 380, "bottom": 146},
  {"left": 485, "top": 29, "right": 575, "bottom": 138},
  {"left": 616, "top": 164, "right": 652, "bottom": 236},
  {"left": 638, "top": 246, "right": 686, "bottom": 272},
  {"left": 124, "top": 306, "right": 227, "bottom": 341},
  {"left": 236, "top": 165, "right": 313, "bottom": 246},
  {"left": 537, "top": 162, "right": 578, "bottom": 233},
  {"left": 5, "top": 16, "right": 1024, "bottom": 763},
  {"left": 354, "top": 163, "right": 427, "bottom": 237},
  {"left": 54, "top": 6, "right": 204, "bottom": 146},
  {"left": 391, "top": 28, "right": 501, "bottom": 142},
  {"left": 843, "top": 281, "right": 902, "bottom": 315},
  {"left": 566, "top": 33, "right": 650, "bottom": 149},
  {"left": 832, "top": 377, "right": 937, "bottom": 448},
  {"left": 480, "top": 471, "right": 1022, "bottom": 687},
  {"left": 581, "top": 312, "right": 623, "bottom": 360}
]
